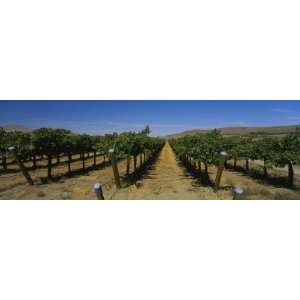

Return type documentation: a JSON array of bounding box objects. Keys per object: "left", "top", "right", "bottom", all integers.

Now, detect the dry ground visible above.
[
  {"left": 207, "top": 165, "right": 300, "bottom": 200},
  {"left": 0, "top": 155, "right": 133, "bottom": 200},
  {"left": 113, "top": 142, "right": 228, "bottom": 199}
]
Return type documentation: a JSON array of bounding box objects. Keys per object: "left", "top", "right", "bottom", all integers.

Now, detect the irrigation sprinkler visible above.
[
  {"left": 233, "top": 186, "right": 244, "bottom": 200},
  {"left": 94, "top": 181, "right": 104, "bottom": 200},
  {"left": 109, "top": 148, "right": 121, "bottom": 189},
  {"left": 214, "top": 151, "right": 227, "bottom": 191},
  {"left": 8, "top": 146, "right": 34, "bottom": 185}
]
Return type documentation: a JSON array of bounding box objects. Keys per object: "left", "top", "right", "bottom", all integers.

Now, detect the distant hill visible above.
[
  {"left": 166, "top": 125, "right": 300, "bottom": 139},
  {"left": 1, "top": 124, "right": 33, "bottom": 133},
  {"left": 2, "top": 124, "right": 300, "bottom": 138}
]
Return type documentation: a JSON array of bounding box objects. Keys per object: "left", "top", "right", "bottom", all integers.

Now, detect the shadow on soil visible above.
[
  {"left": 0, "top": 169, "right": 19, "bottom": 174},
  {"left": 0, "top": 155, "right": 104, "bottom": 176},
  {"left": 178, "top": 159, "right": 214, "bottom": 188},
  {"left": 225, "top": 163, "right": 298, "bottom": 190},
  {"left": 178, "top": 158, "right": 299, "bottom": 192},
  {"left": 37, "top": 160, "right": 111, "bottom": 185},
  {"left": 120, "top": 152, "right": 161, "bottom": 188}
]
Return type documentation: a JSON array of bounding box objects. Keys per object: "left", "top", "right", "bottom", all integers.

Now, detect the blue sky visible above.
[{"left": 1, "top": 100, "right": 300, "bottom": 136}]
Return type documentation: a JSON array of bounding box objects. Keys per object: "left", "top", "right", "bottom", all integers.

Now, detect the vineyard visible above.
[
  {"left": 0, "top": 126, "right": 164, "bottom": 177},
  {"left": 1, "top": 126, "right": 300, "bottom": 200},
  {"left": 170, "top": 129, "right": 300, "bottom": 188}
]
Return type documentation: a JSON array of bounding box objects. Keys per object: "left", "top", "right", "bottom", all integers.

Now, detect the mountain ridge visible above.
[
  {"left": 1, "top": 124, "right": 33, "bottom": 132},
  {"left": 2, "top": 123, "right": 300, "bottom": 137},
  {"left": 166, "top": 124, "right": 300, "bottom": 138}
]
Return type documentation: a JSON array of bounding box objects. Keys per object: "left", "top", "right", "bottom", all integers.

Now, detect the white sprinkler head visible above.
[
  {"left": 94, "top": 182, "right": 101, "bottom": 191},
  {"left": 8, "top": 146, "right": 16, "bottom": 151},
  {"left": 220, "top": 151, "right": 227, "bottom": 156},
  {"left": 109, "top": 148, "right": 114, "bottom": 153},
  {"left": 234, "top": 186, "right": 244, "bottom": 194}
]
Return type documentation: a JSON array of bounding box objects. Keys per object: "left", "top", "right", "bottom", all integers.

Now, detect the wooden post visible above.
[
  {"left": 1, "top": 151, "right": 7, "bottom": 171},
  {"left": 93, "top": 150, "right": 96, "bottom": 167},
  {"left": 47, "top": 155, "right": 52, "bottom": 178},
  {"left": 32, "top": 154, "right": 37, "bottom": 169},
  {"left": 82, "top": 152, "right": 85, "bottom": 170},
  {"left": 8, "top": 146, "right": 34, "bottom": 185},
  {"left": 288, "top": 161, "right": 294, "bottom": 188},
  {"left": 126, "top": 156, "right": 130, "bottom": 175},
  {"left": 94, "top": 182, "right": 104, "bottom": 200},
  {"left": 214, "top": 151, "right": 227, "bottom": 191},
  {"left": 197, "top": 160, "right": 201, "bottom": 174},
  {"left": 204, "top": 162, "right": 208, "bottom": 178},
  {"left": 140, "top": 152, "right": 143, "bottom": 167},
  {"left": 67, "top": 153, "right": 72, "bottom": 176},
  {"left": 245, "top": 159, "right": 249, "bottom": 173},
  {"left": 233, "top": 158, "right": 237, "bottom": 169},
  {"left": 109, "top": 148, "right": 121, "bottom": 189},
  {"left": 233, "top": 186, "right": 244, "bottom": 200},
  {"left": 263, "top": 159, "right": 268, "bottom": 178},
  {"left": 134, "top": 155, "right": 137, "bottom": 172}
]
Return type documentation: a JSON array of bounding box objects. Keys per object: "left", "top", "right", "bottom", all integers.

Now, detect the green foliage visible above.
[
  {"left": 0, "top": 127, "right": 9, "bottom": 153},
  {"left": 10, "top": 131, "right": 32, "bottom": 159},
  {"left": 171, "top": 129, "right": 300, "bottom": 187},
  {"left": 32, "top": 128, "right": 68, "bottom": 157},
  {"left": 171, "top": 130, "right": 225, "bottom": 165},
  {"left": 0, "top": 126, "right": 162, "bottom": 161},
  {"left": 114, "top": 127, "right": 164, "bottom": 158},
  {"left": 0, "top": 128, "right": 32, "bottom": 159},
  {"left": 273, "top": 131, "right": 300, "bottom": 167},
  {"left": 251, "top": 137, "right": 278, "bottom": 165}
]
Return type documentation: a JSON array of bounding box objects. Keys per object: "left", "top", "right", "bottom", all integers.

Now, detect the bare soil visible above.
[
  {"left": 0, "top": 155, "right": 132, "bottom": 200},
  {"left": 113, "top": 143, "right": 229, "bottom": 199},
  {"left": 207, "top": 165, "right": 300, "bottom": 200}
]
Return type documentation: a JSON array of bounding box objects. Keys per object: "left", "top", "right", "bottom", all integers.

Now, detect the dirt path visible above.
[{"left": 113, "top": 142, "right": 228, "bottom": 199}]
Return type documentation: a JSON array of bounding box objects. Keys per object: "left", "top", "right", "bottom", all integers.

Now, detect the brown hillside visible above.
[
  {"left": 166, "top": 125, "right": 300, "bottom": 138},
  {"left": 1, "top": 124, "right": 33, "bottom": 133}
]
